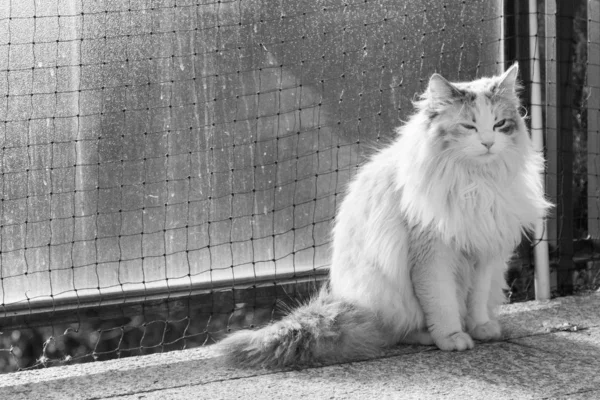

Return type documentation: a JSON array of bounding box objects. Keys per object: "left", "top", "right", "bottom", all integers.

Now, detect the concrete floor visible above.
[{"left": 1, "top": 292, "right": 600, "bottom": 400}]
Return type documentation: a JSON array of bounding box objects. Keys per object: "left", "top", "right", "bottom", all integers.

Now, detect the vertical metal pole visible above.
[
  {"left": 588, "top": 1, "right": 600, "bottom": 239},
  {"left": 500, "top": 0, "right": 505, "bottom": 69},
  {"left": 547, "top": 0, "right": 575, "bottom": 295},
  {"left": 529, "top": 0, "right": 551, "bottom": 300},
  {"left": 544, "top": 1, "right": 559, "bottom": 256}
]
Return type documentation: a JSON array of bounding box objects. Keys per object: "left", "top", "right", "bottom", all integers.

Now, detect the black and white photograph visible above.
[{"left": 0, "top": 0, "right": 599, "bottom": 398}]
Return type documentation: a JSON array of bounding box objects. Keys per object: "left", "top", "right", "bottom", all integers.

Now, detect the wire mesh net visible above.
[
  {"left": 559, "top": 0, "right": 600, "bottom": 294},
  {"left": 0, "top": 0, "right": 597, "bottom": 373},
  {"left": 580, "top": 0, "right": 600, "bottom": 292},
  {"left": 537, "top": 0, "right": 600, "bottom": 297}
]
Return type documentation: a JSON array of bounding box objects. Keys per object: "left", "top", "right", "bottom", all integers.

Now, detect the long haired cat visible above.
[{"left": 219, "top": 64, "right": 551, "bottom": 367}]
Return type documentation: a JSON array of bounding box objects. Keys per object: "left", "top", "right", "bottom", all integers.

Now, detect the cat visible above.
[{"left": 218, "top": 63, "right": 551, "bottom": 368}]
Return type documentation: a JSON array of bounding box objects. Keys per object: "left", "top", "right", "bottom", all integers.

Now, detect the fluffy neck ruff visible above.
[{"left": 395, "top": 116, "right": 549, "bottom": 258}]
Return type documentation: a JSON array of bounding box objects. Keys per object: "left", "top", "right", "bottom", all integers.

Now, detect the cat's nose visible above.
[{"left": 481, "top": 141, "right": 494, "bottom": 150}]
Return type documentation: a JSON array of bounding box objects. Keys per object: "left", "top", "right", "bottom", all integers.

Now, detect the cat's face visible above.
[{"left": 422, "top": 65, "right": 526, "bottom": 164}]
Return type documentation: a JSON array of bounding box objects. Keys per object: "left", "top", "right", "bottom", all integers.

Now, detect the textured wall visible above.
[{"left": 0, "top": 0, "right": 502, "bottom": 307}]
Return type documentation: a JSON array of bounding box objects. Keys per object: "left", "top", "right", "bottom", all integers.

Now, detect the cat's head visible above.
[{"left": 416, "top": 64, "right": 528, "bottom": 166}]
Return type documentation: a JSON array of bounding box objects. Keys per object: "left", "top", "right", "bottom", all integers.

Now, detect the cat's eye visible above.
[
  {"left": 460, "top": 123, "right": 477, "bottom": 131},
  {"left": 494, "top": 119, "right": 513, "bottom": 134},
  {"left": 493, "top": 119, "right": 507, "bottom": 129}
]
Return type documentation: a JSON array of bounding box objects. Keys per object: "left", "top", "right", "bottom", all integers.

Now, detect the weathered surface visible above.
[{"left": 1, "top": 292, "right": 599, "bottom": 400}]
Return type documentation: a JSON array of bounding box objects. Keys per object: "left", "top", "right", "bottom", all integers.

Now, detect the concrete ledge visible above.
[{"left": 1, "top": 293, "right": 600, "bottom": 399}]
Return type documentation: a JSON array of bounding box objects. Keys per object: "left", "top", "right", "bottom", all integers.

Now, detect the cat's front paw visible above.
[
  {"left": 433, "top": 331, "right": 474, "bottom": 351},
  {"left": 469, "top": 320, "right": 502, "bottom": 341}
]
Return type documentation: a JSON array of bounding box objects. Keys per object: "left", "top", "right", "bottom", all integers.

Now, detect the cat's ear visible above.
[
  {"left": 427, "top": 73, "right": 463, "bottom": 101},
  {"left": 497, "top": 63, "right": 519, "bottom": 93}
]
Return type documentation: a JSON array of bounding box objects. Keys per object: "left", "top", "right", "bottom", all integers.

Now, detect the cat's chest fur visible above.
[
  {"left": 428, "top": 175, "right": 531, "bottom": 255},
  {"left": 395, "top": 151, "right": 543, "bottom": 257}
]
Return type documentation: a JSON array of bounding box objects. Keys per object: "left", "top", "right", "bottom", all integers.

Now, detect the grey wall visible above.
[{"left": 0, "top": 0, "right": 502, "bottom": 306}]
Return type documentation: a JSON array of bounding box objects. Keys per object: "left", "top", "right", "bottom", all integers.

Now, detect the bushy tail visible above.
[{"left": 217, "top": 289, "right": 388, "bottom": 368}]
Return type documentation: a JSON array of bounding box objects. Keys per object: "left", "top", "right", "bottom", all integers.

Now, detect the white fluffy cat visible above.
[{"left": 219, "top": 64, "right": 551, "bottom": 367}]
